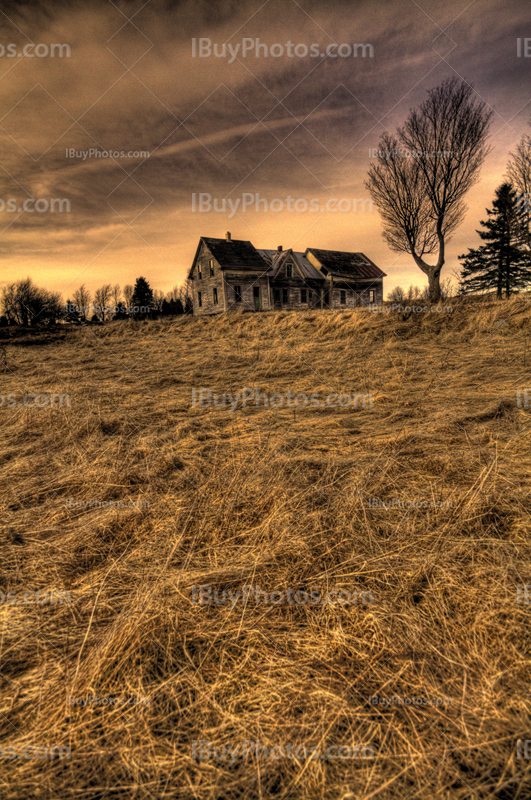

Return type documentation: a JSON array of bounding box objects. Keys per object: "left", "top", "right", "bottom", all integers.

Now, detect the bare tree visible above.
[
  {"left": 123, "top": 284, "right": 134, "bottom": 313},
  {"left": 440, "top": 276, "right": 456, "bottom": 300},
  {"left": 386, "top": 286, "right": 406, "bottom": 303},
  {"left": 1, "top": 278, "right": 62, "bottom": 325},
  {"left": 1, "top": 283, "right": 17, "bottom": 325},
  {"left": 366, "top": 78, "right": 493, "bottom": 302},
  {"left": 167, "top": 284, "right": 180, "bottom": 303},
  {"left": 179, "top": 278, "right": 193, "bottom": 313},
  {"left": 405, "top": 284, "right": 431, "bottom": 302},
  {"left": 94, "top": 284, "right": 112, "bottom": 322},
  {"left": 152, "top": 289, "right": 165, "bottom": 313},
  {"left": 112, "top": 284, "right": 121, "bottom": 315},
  {"left": 506, "top": 131, "right": 531, "bottom": 247},
  {"left": 73, "top": 284, "right": 91, "bottom": 321},
  {"left": 507, "top": 133, "right": 531, "bottom": 200}
]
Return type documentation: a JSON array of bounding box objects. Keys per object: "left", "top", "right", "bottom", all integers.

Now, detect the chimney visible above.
[
  {"left": 277, "top": 245, "right": 282, "bottom": 251},
  {"left": 226, "top": 231, "right": 231, "bottom": 242}
]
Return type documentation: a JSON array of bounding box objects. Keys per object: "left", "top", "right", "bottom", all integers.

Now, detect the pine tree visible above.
[
  {"left": 162, "top": 298, "right": 183, "bottom": 316},
  {"left": 458, "top": 182, "right": 531, "bottom": 298},
  {"left": 131, "top": 277, "right": 154, "bottom": 318},
  {"left": 114, "top": 302, "right": 128, "bottom": 320},
  {"left": 65, "top": 299, "right": 80, "bottom": 324}
]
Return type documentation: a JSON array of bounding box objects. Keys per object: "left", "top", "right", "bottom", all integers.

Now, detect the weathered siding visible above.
[
  {"left": 330, "top": 281, "right": 383, "bottom": 309},
  {"left": 271, "top": 282, "right": 323, "bottom": 310},
  {"left": 192, "top": 242, "right": 225, "bottom": 315},
  {"left": 224, "top": 274, "right": 271, "bottom": 312}
]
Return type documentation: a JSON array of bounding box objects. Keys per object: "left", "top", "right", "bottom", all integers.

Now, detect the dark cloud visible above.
[{"left": 0, "top": 0, "right": 528, "bottom": 295}]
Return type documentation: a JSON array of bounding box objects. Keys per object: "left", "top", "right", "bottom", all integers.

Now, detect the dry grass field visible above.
[{"left": 1, "top": 295, "right": 531, "bottom": 799}]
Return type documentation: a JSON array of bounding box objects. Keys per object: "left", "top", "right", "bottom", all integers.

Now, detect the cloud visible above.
[{"left": 0, "top": 0, "right": 528, "bottom": 295}]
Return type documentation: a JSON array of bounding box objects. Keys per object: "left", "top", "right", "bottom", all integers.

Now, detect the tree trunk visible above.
[
  {"left": 497, "top": 253, "right": 503, "bottom": 299},
  {"left": 412, "top": 230, "right": 444, "bottom": 304},
  {"left": 427, "top": 269, "right": 442, "bottom": 303}
]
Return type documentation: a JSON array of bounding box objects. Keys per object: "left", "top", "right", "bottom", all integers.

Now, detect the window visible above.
[
  {"left": 301, "top": 288, "right": 307, "bottom": 303},
  {"left": 282, "top": 288, "right": 288, "bottom": 305},
  {"left": 369, "top": 290, "right": 375, "bottom": 303},
  {"left": 234, "top": 285, "right": 242, "bottom": 302},
  {"left": 286, "top": 264, "right": 292, "bottom": 278},
  {"left": 273, "top": 288, "right": 280, "bottom": 304},
  {"left": 253, "top": 286, "right": 261, "bottom": 310},
  {"left": 209, "top": 259, "right": 214, "bottom": 277},
  {"left": 197, "top": 263, "right": 202, "bottom": 279},
  {"left": 213, "top": 288, "right": 218, "bottom": 305},
  {"left": 198, "top": 291, "right": 202, "bottom": 308},
  {"left": 340, "top": 290, "right": 346, "bottom": 305}
]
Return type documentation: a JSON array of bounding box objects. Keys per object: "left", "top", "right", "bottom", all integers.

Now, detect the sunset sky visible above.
[{"left": 0, "top": 0, "right": 529, "bottom": 300}]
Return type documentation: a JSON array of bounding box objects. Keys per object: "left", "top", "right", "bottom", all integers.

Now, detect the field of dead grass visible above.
[{"left": 1, "top": 294, "right": 531, "bottom": 799}]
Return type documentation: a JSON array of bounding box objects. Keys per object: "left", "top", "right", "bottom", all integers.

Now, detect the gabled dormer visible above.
[{"left": 270, "top": 249, "right": 307, "bottom": 281}]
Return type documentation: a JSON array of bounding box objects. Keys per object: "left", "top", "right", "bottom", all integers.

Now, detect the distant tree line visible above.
[
  {"left": 0, "top": 275, "right": 193, "bottom": 327},
  {"left": 387, "top": 278, "right": 454, "bottom": 304}
]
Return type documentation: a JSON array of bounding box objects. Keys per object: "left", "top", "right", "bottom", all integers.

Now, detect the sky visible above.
[{"left": 0, "top": 0, "right": 529, "bottom": 300}]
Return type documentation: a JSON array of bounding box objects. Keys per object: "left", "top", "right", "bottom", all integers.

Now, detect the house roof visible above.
[
  {"left": 189, "top": 237, "right": 386, "bottom": 281},
  {"left": 257, "top": 249, "right": 323, "bottom": 281},
  {"left": 292, "top": 251, "right": 327, "bottom": 281},
  {"left": 305, "top": 248, "right": 387, "bottom": 279},
  {"left": 201, "top": 237, "right": 268, "bottom": 271}
]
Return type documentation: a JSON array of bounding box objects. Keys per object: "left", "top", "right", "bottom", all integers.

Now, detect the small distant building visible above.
[{"left": 188, "top": 232, "right": 386, "bottom": 315}]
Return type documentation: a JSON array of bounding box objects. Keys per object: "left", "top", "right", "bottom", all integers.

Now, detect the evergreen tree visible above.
[
  {"left": 114, "top": 302, "right": 128, "bottom": 320},
  {"left": 65, "top": 299, "right": 80, "bottom": 324},
  {"left": 162, "top": 297, "right": 184, "bottom": 316},
  {"left": 131, "top": 277, "right": 154, "bottom": 318},
  {"left": 458, "top": 182, "right": 531, "bottom": 298}
]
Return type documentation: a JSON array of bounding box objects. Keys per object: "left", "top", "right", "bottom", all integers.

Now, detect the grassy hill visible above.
[{"left": 2, "top": 296, "right": 531, "bottom": 799}]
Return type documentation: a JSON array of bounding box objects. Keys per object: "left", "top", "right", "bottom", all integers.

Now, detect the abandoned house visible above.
[{"left": 188, "top": 232, "right": 386, "bottom": 315}]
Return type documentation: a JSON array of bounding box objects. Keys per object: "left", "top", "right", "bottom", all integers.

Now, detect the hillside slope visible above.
[{"left": 1, "top": 297, "right": 531, "bottom": 799}]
